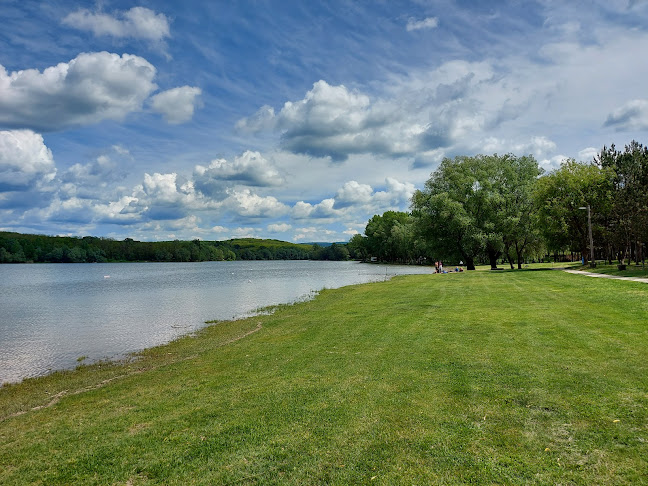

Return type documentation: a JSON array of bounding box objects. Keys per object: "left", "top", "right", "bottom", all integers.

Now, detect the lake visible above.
[{"left": 0, "top": 260, "right": 430, "bottom": 384}]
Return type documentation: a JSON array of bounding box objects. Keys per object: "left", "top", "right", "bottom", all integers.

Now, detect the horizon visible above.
[{"left": 0, "top": 229, "right": 347, "bottom": 246}]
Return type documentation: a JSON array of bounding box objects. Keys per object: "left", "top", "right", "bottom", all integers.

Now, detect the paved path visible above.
[{"left": 564, "top": 269, "right": 648, "bottom": 284}]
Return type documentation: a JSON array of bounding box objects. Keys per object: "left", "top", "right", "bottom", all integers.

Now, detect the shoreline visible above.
[{"left": 1, "top": 261, "right": 430, "bottom": 386}]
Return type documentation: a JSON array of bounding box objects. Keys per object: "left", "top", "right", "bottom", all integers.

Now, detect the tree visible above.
[
  {"left": 347, "top": 234, "right": 369, "bottom": 261},
  {"left": 412, "top": 154, "right": 541, "bottom": 270},
  {"left": 328, "top": 243, "right": 350, "bottom": 261},
  {"left": 45, "top": 246, "right": 66, "bottom": 263},
  {"left": 389, "top": 220, "right": 415, "bottom": 263},
  {"left": 364, "top": 211, "right": 413, "bottom": 263},
  {"left": 67, "top": 246, "right": 87, "bottom": 263},
  {"left": 0, "top": 247, "right": 12, "bottom": 263},
  {"left": 597, "top": 141, "right": 648, "bottom": 264},
  {"left": 499, "top": 155, "right": 544, "bottom": 268},
  {"left": 534, "top": 159, "right": 613, "bottom": 264}
]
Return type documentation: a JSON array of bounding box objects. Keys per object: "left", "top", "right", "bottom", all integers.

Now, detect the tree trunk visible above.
[
  {"left": 466, "top": 256, "right": 475, "bottom": 270},
  {"left": 487, "top": 248, "right": 500, "bottom": 270},
  {"left": 639, "top": 241, "right": 644, "bottom": 267},
  {"left": 504, "top": 242, "right": 514, "bottom": 269}
]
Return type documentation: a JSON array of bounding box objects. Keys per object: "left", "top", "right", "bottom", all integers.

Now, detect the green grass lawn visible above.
[{"left": 1, "top": 270, "right": 647, "bottom": 485}]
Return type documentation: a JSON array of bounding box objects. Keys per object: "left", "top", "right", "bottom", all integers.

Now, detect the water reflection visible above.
[{"left": 0, "top": 261, "right": 430, "bottom": 384}]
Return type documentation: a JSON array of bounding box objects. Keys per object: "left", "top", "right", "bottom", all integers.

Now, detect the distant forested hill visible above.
[{"left": 0, "top": 232, "right": 350, "bottom": 263}]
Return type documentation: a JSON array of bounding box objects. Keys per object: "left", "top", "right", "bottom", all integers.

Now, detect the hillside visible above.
[{"left": 0, "top": 232, "right": 349, "bottom": 263}]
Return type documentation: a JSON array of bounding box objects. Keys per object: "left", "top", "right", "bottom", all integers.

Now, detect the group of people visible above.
[{"left": 434, "top": 261, "right": 464, "bottom": 273}]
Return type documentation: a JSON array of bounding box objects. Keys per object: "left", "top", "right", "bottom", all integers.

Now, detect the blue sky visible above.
[{"left": 1, "top": 0, "right": 648, "bottom": 242}]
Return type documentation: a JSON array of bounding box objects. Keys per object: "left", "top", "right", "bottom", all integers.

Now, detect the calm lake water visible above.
[{"left": 0, "top": 261, "right": 430, "bottom": 384}]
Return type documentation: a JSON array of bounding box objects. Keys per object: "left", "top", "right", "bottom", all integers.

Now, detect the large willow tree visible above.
[{"left": 411, "top": 153, "right": 542, "bottom": 270}]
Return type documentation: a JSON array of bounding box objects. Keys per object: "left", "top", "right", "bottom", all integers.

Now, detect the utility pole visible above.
[
  {"left": 587, "top": 204, "right": 595, "bottom": 267},
  {"left": 579, "top": 205, "right": 595, "bottom": 267}
]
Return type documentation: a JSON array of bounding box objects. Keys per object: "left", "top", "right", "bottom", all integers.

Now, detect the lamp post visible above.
[{"left": 579, "top": 205, "right": 595, "bottom": 267}]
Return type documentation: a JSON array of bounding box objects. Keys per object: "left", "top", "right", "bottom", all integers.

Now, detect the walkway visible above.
[{"left": 564, "top": 269, "right": 648, "bottom": 284}]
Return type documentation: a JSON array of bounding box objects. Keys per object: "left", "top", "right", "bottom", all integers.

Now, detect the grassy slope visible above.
[{"left": 1, "top": 270, "right": 647, "bottom": 485}]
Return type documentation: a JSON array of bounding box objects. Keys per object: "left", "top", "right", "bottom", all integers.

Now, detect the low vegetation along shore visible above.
[{"left": 1, "top": 269, "right": 647, "bottom": 484}]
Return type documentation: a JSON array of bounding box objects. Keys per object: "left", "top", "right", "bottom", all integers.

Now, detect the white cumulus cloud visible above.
[
  {"left": 0, "top": 130, "right": 56, "bottom": 191},
  {"left": 62, "top": 7, "right": 171, "bottom": 42},
  {"left": 267, "top": 223, "right": 292, "bottom": 233},
  {"left": 224, "top": 189, "right": 288, "bottom": 218},
  {"left": 332, "top": 177, "right": 415, "bottom": 213},
  {"left": 238, "top": 62, "right": 529, "bottom": 163},
  {"left": 0, "top": 52, "right": 157, "bottom": 132},
  {"left": 539, "top": 155, "right": 570, "bottom": 171},
  {"left": 578, "top": 147, "right": 599, "bottom": 161},
  {"left": 238, "top": 80, "right": 409, "bottom": 161},
  {"left": 151, "top": 86, "right": 202, "bottom": 124},
  {"left": 131, "top": 172, "right": 220, "bottom": 221},
  {"left": 373, "top": 178, "right": 416, "bottom": 208},
  {"left": 480, "top": 136, "right": 557, "bottom": 159},
  {"left": 334, "top": 181, "right": 374, "bottom": 208},
  {"left": 292, "top": 199, "right": 338, "bottom": 220},
  {"left": 194, "top": 150, "right": 283, "bottom": 198},
  {"left": 93, "top": 196, "right": 141, "bottom": 224}
]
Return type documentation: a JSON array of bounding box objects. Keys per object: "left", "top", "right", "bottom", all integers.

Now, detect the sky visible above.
[{"left": 1, "top": 0, "right": 648, "bottom": 243}]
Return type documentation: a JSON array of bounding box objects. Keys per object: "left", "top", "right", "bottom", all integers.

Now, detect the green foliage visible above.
[
  {"left": 364, "top": 211, "right": 416, "bottom": 263},
  {"left": 0, "top": 234, "right": 348, "bottom": 263},
  {"left": 534, "top": 159, "right": 614, "bottom": 261},
  {"left": 310, "top": 242, "right": 350, "bottom": 261},
  {"left": 596, "top": 141, "right": 648, "bottom": 263},
  {"left": 411, "top": 154, "right": 542, "bottom": 269},
  {"left": 346, "top": 234, "right": 369, "bottom": 261},
  {"left": 364, "top": 143, "right": 646, "bottom": 268},
  {"left": 499, "top": 155, "right": 546, "bottom": 268}
]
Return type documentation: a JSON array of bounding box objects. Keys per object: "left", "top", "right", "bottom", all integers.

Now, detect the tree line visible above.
[
  {"left": 0, "top": 234, "right": 350, "bottom": 263},
  {"left": 348, "top": 141, "right": 648, "bottom": 269},
  {"left": 3, "top": 141, "right": 645, "bottom": 268}
]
